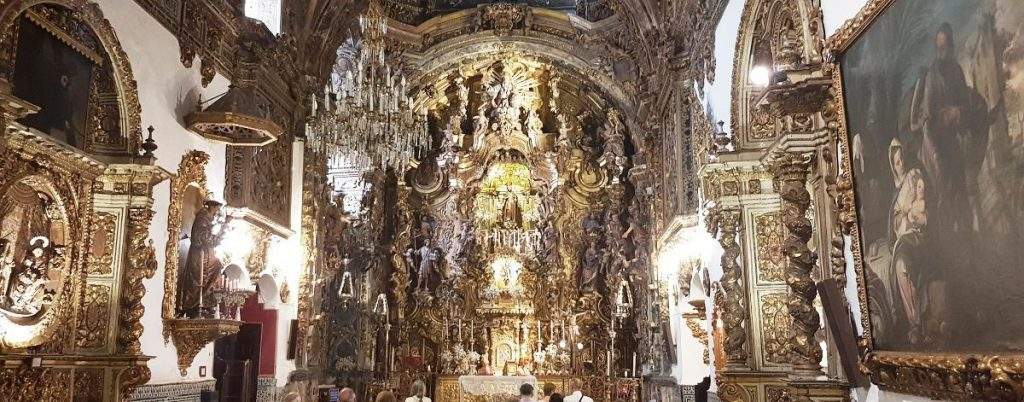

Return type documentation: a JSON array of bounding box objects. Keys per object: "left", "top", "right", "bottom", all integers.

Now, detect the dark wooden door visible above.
[{"left": 214, "top": 323, "right": 262, "bottom": 402}]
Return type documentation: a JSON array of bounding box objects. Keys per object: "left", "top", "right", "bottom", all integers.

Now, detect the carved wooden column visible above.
[
  {"left": 708, "top": 207, "right": 749, "bottom": 369},
  {"left": 769, "top": 152, "right": 822, "bottom": 378}
]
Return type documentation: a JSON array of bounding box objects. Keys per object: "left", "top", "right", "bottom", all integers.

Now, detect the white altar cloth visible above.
[{"left": 457, "top": 375, "right": 537, "bottom": 401}]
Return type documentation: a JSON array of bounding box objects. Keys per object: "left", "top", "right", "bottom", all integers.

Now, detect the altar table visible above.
[{"left": 439, "top": 375, "right": 536, "bottom": 402}]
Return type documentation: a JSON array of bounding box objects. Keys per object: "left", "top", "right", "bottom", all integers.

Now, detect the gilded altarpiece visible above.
[{"left": 0, "top": 2, "right": 169, "bottom": 400}]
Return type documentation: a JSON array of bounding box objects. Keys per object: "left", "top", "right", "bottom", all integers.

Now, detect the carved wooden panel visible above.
[
  {"left": 225, "top": 137, "right": 292, "bottom": 229},
  {"left": 75, "top": 284, "right": 112, "bottom": 350},
  {"left": 87, "top": 212, "right": 116, "bottom": 275},
  {"left": 758, "top": 292, "right": 788, "bottom": 365},
  {"left": 753, "top": 212, "right": 784, "bottom": 283}
]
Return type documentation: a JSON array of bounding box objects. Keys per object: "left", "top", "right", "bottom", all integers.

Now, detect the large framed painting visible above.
[{"left": 830, "top": 0, "right": 1024, "bottom": 398}]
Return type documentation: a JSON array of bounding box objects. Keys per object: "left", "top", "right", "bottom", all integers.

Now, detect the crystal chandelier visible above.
[{"left": 306, "top": 0, "right": 429, "bottom": 172}]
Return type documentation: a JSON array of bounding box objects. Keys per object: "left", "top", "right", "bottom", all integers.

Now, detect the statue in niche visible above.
[
  {"left": 448, "top": 113, "right": 464, "bottom": 150},
  {"left": 0, "top": 183, "right": 64, "bottom": 316},
  {"left": 579, "top": 238, "right": 602, "bottom": 292},
  {"left": 412, "top": 239, "right": 440, "bottom": 292},
  {"left": 177, "top": 200, "right": 226, "bottom": 318},
  {"left": 451, "top": 220, "right": 476, "bottom": 277},
  {"left": 4, "top": 237, "right": 61, "bottom": 315},
  {"left": 538, "top": 218, "right": 559, "bottom": 265},
  {"left": 599, "top": 110, "right": 627, "bottom": 180},
  {"left": 499, "top": 194, "right": 524, "bottom": 229},
  {"left": 526, "top": 108, "right": 544, "bottom": 146},
  {"left": 455, "top": 76, "right": 470, "bottom": 114},
  {"left": 472, "top": 106, "right": 489, "bottom": 150}
]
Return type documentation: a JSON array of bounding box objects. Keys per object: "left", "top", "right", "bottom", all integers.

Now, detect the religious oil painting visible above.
[
  {"left": 12, "top": 16, "right": 94, "bottom": 148},
  {"left": 842, "top": 0, "right": 1024, "bottom": 352}
]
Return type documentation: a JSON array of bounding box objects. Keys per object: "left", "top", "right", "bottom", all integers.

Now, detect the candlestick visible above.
[
  {"left": 632, "top": 352, "right": 637, "bottom": 376},
  {"left": 606, "top": 350, "right": 612, "bottom": 376}
]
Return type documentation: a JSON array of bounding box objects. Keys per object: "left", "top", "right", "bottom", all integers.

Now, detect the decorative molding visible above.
[
  {"left": 257, "top": 375, "right": 278, "bottom": 402},
  {"left": 823, "top": 0, "right": 894, "bottom": 54},
  {"left": 753, "top": 212, "right": 784, "bottom": 283}
]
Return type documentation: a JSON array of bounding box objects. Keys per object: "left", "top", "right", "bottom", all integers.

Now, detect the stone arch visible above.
[
  {"left": 0, "top": 0, "right": 143, "bottom": 155},
  {"left": 730, "top": 0, "right": 825, "bottom": 149}
]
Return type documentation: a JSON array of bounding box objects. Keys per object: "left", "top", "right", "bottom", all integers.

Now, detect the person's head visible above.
[
  {"left": 888, "top": 138, "right": 905, "bottom": 184},
  {"left": 549, "top": 393, "right": 564, "bottom": 402},
  {"left": 569, "top": 379, "right": 583, "bottom": 392},
  {"left": 936, "top": 22, "right": 954, "bottom": 60},
  {"left": 375, "top": 390, "right": 397, "bottom": 402},
  {"left": 520, "top": 383, "right": 534, "bottom": 398},
  {"left": 542, "top": 383, "right": 556, "bottom": 397},
  {"left": 339, "top": 387, "right": 356, "bottom": 402},
  {"left": 411, "top": 380, "right": 426, "bottom": 398}
]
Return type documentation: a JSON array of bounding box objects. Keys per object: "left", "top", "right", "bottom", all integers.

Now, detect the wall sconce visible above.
[
  {"left": 688, "top": 266, "right": 709, "bottom": 313},
  {"left": 338, "top": 271, "right": 355, "bottom": 304},
  {"left": 749, "top": 65, "right": 772, "bottom": 87},
  {"left": 373, "top": 293, "right": 389, "bottom": 317}
]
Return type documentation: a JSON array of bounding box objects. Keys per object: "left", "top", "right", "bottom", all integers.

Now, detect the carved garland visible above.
[{"left": 161, "top": 150, "right": 211, "bottom": 327}]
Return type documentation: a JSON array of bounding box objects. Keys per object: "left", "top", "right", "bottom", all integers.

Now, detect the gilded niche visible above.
[
  {"left": 162, "top": 150, "right": 211, "bottom": 322},
  {"left": 0, "top": 175, "right": 75, "bottom": 348}
]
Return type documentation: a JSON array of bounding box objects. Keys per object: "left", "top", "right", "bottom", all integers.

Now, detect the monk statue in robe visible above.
[{"left": 178, "top": 200, "right": 224, "bottom": 318}]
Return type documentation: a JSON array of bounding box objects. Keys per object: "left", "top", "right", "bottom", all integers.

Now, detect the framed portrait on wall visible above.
[{"left": 830, "top": 0, "right": 1024, "bottom": 398}]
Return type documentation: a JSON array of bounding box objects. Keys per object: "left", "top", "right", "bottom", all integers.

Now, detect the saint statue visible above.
[
  {"left": 177, "top": 200, "right": 225, "bottom": 318},
  {"left": 580, "top": 240, "right": 601, "bottom": 292},
  {"left": 472, "top": 106, "right": 489, "bottom": 150},
  {"left": 415, "top": 239, "right": 439, "bottom": 292},
  {"left": 500, "top": 194, "right": 523, "bottom": 229}
]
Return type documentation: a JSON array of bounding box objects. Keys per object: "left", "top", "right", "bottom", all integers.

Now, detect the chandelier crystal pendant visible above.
[{"left": 306, "top": 0, "right": 429, "bottom": 172}]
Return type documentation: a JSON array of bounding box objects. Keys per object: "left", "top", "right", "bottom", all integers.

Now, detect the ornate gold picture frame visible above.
[{"left": 827, "top": 0, "right": 1024, "bottom": 399}]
